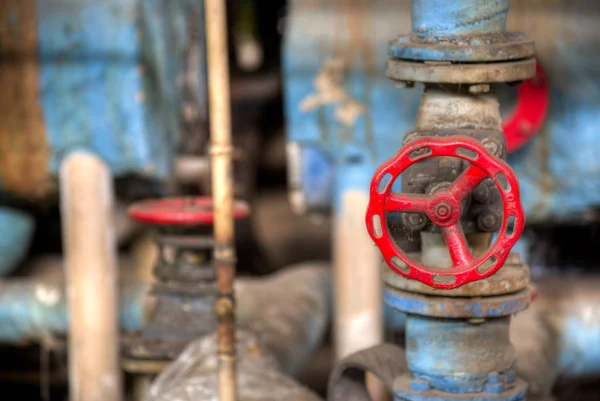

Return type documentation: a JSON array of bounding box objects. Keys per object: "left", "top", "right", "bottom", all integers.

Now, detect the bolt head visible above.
[
  {"left": 485, "top": 383, "right": 505, "bottom": 394},
  {"left": 473, "top": 184, "right": 491, "bottom": 203},
  {"left": 482, "top": 139, "right": 502, "bottom": 157},
  {"left": 487, "top": 373, "right": 501, "bottom": 384},
  {"left": 410, "top": 379, "right": 430, "bottom": 393},
  {"left": 478, "top": 213, "right": 499, "bottom": 231}
]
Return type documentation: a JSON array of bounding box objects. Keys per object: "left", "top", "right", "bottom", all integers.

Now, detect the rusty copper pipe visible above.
[{"left": 204, "top": 0, "right": 238, "bottom": 400}]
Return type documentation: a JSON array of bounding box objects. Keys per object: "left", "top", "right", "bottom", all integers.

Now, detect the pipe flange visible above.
[
  {"left": 384, "top": 286, "right": 534, "bottom": 318},
  {"left": 387, "top": 58, "right": 536, "bottom": 85},
  {"left": 382, "top": 253, "right": 530, "bottom": 297},
  {"left": 394, "top": 373, "right": 527, "bottom": 401},
  {"left": 389, "top": 33, "right": 535, "bottom": 63}
]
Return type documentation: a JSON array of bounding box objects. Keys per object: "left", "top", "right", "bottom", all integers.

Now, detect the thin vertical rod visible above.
[
  {"left": 204, "top": 0, "right": 238, "bottom": 400},
  {"left": 60, "top": 152, "right": 122, "bottom": 401}
]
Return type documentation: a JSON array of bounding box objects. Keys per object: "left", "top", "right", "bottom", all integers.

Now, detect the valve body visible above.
[{"left": 330, "top": 1, "right": 538, "bottom": 401}]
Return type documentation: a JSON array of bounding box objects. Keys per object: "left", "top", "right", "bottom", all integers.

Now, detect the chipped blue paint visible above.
[
  {"left": 401, "top": 315, "right": 521, "bottom": 399},
  {"left": 411, "top": 0, "right": 508, "bottom": 38},
  {"left": 384, "top": 289, "right": 528, "bottom": 318},
  {"left": 389, "top": 0, "right": 512, "bottom": 63},
  {"left": 293, "top": 144, "right": 334, "bottom": 212},
  {"left": 35, "top": 0, "right": 197, "bottom": 177},
  {"left": 384, "top": 290, "right": 428, "bottom": 316}
]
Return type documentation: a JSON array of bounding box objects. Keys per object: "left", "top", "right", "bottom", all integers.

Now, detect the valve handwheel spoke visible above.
[
  {"left": 386, "top": 193, "right": 429, "bottom": 213},
  {"left": 441, "top": 223, "right": 473, "bottom": 267},
  {"left": 447, "top": 164, "right": 488, "bottom": 202},
  {"left": 365, "top": 136, "right": 525, "bottom": 289}
]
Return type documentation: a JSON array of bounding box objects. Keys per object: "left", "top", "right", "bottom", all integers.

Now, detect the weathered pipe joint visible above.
[
  {"left": 388, "top": 0, "right": 536, "bottom": 84},
  {"left": 385, "top": 259, "right": 532, "bottom": 401},
  {"left": 395, "top": 370, "right": 527, "bottom": 401}
]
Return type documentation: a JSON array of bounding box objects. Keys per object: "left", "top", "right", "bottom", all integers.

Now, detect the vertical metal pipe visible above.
[
  {"left": 60, "top": 153, "right": 122, "bottom": 401},
  {"left": 204, "top": 0, "right": 238, "bottom": 400}
]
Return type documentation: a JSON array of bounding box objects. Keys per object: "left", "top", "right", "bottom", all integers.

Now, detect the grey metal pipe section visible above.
[
  {"left": 235, "top": 263, "right": 331, "bottom": 376},
  {"left": 0, "top": 281, "right": 151, "bottom": 343},
  {"left": 146, "top": 263, "right": 331, "bottom": 401}
]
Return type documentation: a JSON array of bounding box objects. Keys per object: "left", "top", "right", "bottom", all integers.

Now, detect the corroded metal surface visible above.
[
  {"left": 383, "top": 254, "right": 530, "bottom": 297},
  {"left": 384, "top": 286, "right": 533, "bottom": 318},
  {"left": 387, "top": 58, "right": 536, "bottom": 84},
  {"left": 411, "top": 0, "right": 510, "bottom": 38},
  {"left": 394, "top": 373, "right": 527, "bottom": 401},
  {"left": 390, "top": 32, "right": 535, "bottom": 63},
  {"left": 0, "top": 0, "right": 51, "bottom": 198},
  {"left": 405, "top": 316, "right": 515, "bottom": 382}
]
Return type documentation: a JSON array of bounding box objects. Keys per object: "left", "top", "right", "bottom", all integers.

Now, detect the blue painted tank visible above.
[{"left": 0, "top": 0, "right": 206, "bottom": 196}]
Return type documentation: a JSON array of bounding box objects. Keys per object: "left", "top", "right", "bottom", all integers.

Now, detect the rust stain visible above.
[{"left": 0, "top": 1, "right": 51, "bottom": 199}]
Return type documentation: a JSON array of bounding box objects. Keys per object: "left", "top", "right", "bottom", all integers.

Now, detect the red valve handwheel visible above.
[
  {"left": 503, "top": 61, "right": 549, "bottom": 153},
  {"left": 366, "top": 136, "right": 525, "bottom": 289},
  {"left": 129, "top": 196, "right": 250, "bottom": 225}
]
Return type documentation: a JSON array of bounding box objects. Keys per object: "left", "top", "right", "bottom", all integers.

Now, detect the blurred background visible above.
[{"left": 0, "top": 1, "right": 599, "bottom": 401}]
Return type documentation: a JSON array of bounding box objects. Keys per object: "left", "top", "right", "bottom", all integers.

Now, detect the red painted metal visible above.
[
  {"left": 366, "top": 136, "right": 525, "bottom": 289},
  {"left": 503, "top": 61, "right": 549, "bottom": 153},
  {"left": 129, "top": 197, "right": 250, "bottom": 225}
]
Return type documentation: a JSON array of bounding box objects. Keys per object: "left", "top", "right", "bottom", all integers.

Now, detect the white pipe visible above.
[
  {"left": 334, "top": 187, "right": 383, "bottom": 359},
  {"left": 60, "top": 153, "right": 122, "bottom": 401}
]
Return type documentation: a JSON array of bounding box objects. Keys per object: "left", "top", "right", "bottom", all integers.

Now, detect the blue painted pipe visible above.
[
  {"left": 405, "top": 315, "right": 515, "bottom": 394},
  {"left": 0, "top": 281, "right": 150, "bottom": 343},
  {"left": 412, "top": 0, "right": 509, "bottom": 37},
  {"left": 0, "top": 207, "right": 35, "bottom": 277}
]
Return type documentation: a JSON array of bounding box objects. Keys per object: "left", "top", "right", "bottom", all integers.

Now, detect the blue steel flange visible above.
[
  {"left": 394, "top": 373, "right": 528, "bottom": 401},
  {"left": 384, "top": 287, "right": 532, "bottom": 319},
  {"left": 390, "top": 0, "right": 535, "bottom": 64},
  {"left": 389, "top": 33, "right": 535, "bottom": 63}
]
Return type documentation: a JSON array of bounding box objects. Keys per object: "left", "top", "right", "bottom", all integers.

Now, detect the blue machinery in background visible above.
[
  {"left": 0, "top": 0, "right": 206, "bottom": 275},
  {"left": 0, "top": 0, "right": 205, "bottom": 342},
  {"left": 284, "top": 0, "right": 600, "bottom": 224},
  {"left": 285, "top": 1, "right": 600, "bottom": 401}
]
